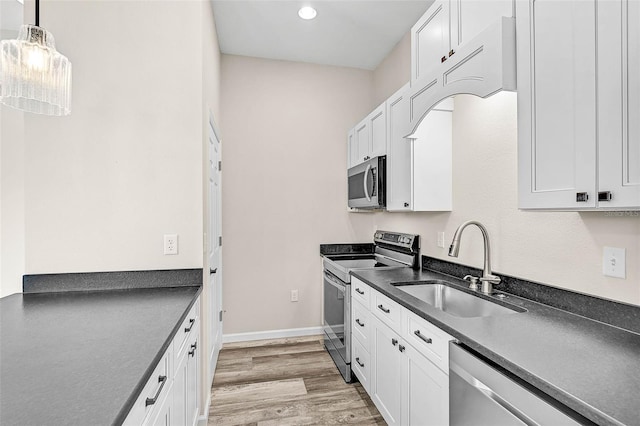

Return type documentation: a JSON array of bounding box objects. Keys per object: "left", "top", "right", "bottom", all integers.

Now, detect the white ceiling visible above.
[{"left": 211, "top": 1, "right": 434, "bottom": 70}]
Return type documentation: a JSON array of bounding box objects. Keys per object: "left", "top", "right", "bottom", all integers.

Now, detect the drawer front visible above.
[
  {"left": 351, "top": 277, "right": 371, "bottom": 307},
  {"left": 352, "top": 338, "right": 371, "bottom": 394},
  {"left": 352, "top": 299, "right": 370, "bottom": 347},
  {"left": 403, "top": 309, "right": 453, "bottom": 373},
  {"left": 124, "top": 344, "right": 172, "bottom": 426},
  {"left": 175, "top": 299, "right": 200, "bottom": 365},
  {"left": 371, "top": 289, "right": 402, "bottom": 331}
]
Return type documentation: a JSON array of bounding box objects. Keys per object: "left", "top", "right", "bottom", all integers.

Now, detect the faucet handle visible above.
[
  {"left": 479, "top": 274, "right": 501, "bottom": 294},
  {"left": 479, "top": 274, "right": 501, "bottom": 285},
  {"left": 463, "top": 275, "right": 480, "bottom": 291}
]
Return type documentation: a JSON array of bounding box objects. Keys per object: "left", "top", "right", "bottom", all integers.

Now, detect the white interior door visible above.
[{"left": 207, "top": 113, "right": 223, "bottom": 386}]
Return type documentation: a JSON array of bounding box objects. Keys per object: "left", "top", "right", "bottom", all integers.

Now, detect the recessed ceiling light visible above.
[{"left": 298, "top": 6, "right": 317, "bottom": 20}]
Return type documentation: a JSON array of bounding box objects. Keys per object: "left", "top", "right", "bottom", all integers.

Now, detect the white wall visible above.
[
  {"left": 1, "top": 0, "right": 26, "bottom": 297},
  {"left": 18, "top": 1, "right": 207, "bottom": 275},
  {"left": 220, "top": 55, "right": 374, "bottom": 334}
]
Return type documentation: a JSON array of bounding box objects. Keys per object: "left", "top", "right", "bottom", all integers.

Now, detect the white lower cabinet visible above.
[
  {"left": 352, "top": 278, "right": 453, "bottom": 426},
  {"left": 371, "top": 315, "right": 403, "bottom": 426},
  {"left": 402, "top": 342, "right": 449, "bottom": 426},
  {"left": 124, "top": 296, "right": 201, "bottom": 426}
]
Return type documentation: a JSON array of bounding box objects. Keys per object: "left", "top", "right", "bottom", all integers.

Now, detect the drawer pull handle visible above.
[
  {"left": 145, "top": 375, "right": 167, "bottom": 407},
  {"left": 356, "top": 357, "right": 365, "bottom": 367},
  {"left": 391, "top": 338, "right": 398, "bottom": 346},
  {"left": 378, "top": 304, "right": 390, "bottom": 314},
  {"left": 355, "top": 288, "right": 365, "bottom": 295},
  {"left": 399, "top": 344, "right": 406, "bottom": 353},
  {"left": 355, "top": 319, "right": 365, "bottom": 327},
  {"left": 185, "top": 318, "right": 195, "bottom": 333},
  {"left": 189, "top": 342, "right": 197, "bottom": 357},
  {"left": 414, "top": 330, "right": 432, "bottom": 344}
]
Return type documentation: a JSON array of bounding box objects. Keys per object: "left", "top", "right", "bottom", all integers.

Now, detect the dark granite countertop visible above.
[
  {"left": 351, "top": 267, "right": 640, "bottom": 426},
  {"left": 0, "top": 285, "right": 200, "bottom": 425}
]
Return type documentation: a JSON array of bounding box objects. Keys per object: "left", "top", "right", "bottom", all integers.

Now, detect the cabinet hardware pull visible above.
[
  {"left": 210, "top": 268, "right": 217, "bottom": 274},
  {"left": 356, "top": 357, "right": 365, "bottom": 367},
  {"left": 598, "top": 191, "right": 612, "bottom": 202},
  {"left": 355, "top": 288, "right": 365, "bottom": 295},
  {"left": 378, "top": 304, "right": 390, "bottom": 314},
  {"left": 145, "top": 375, "right": 167, "bottom": 407},
  {"left": 576, "top": 192, "right": 589, "bottom": 202},
  {"left": 399, "top": 344, "right": 406, "bottom": 352},
  {"left": 449, "top": 49, "right": 455, "bottom": 57},
  {"left": 189, "top": 342, "right": 197, "bottom": 357},
  {"left": 441, "top": 55, "right": 447, "bottom": 63},
  {"left": 414, "top": 330, "right": 432, "bottom": 344},
  {"left": 185, "top": 318, "right": 195, "bottom": 333},
  {"left": 391, "top": 338, "right": 398, "bottom": 346},
  {"left": 355, "top": 319, "right": 365, "bottom": 327}
]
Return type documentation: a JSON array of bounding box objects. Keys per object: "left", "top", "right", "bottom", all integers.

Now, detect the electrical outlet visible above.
[
  {"left": 164, "top": 234, "right": 178, "bottom": 255},
  {"left": 603, "top": 247, "right": 625, "bottom": 278},
  {"left": 290, "top": 289, "right": 299, "bottom": 302},
  {"left": 437, "top": 232, "right": 445, "bottom": 248}
]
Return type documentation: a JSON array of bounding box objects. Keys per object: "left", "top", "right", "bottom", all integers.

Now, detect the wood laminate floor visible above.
[{"left": 208, "top": 335, "right": 386, "bottom": 425}]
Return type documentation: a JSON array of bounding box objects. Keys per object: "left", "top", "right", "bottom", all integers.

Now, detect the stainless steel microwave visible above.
[{"left": 348, "top": 156, "right": 386, "bottom": 209}]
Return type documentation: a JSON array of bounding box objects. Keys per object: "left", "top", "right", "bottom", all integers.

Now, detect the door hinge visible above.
[
  {"left": 219, "top": 310, "right": 223, "bottom": 322},
  {"left": 219, "top": 236, "right": 222, "bottom": 246},
  {"left": 218, "top": 160, "right": 222, "bottom": 171}
]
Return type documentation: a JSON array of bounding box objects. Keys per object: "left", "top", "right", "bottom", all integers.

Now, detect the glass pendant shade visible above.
[{"left": 0, "top": 24, "right": 72, "bottom": 116}]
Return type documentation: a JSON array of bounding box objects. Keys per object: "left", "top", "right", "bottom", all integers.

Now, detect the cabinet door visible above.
[
  {"left": 371, "top": 316, "right": 402, "bottom": 426},
  {"left": 386, "top": 83, "right": 412, "bottom": 211},
  {"left": 172, "top": 354, "right": 188, "bottom": 426},
  {"left": 402, "top": 343, "right": 449, "bottom": 426},
  {"left": 370, "top": 103, "right": 386, "bottom": 158},
  {"left": 412, "top": 0, "right": 451, "bottom": 83},
  {"left": 450, "top": 0, "right": 513, "bottom": 50},
  {"left": 355, "top": 119, "right": 370, "bottom": 165},
  {"left": 186, "top": 338, "right": 200, "bottom": 426},
  {"left": 347, "top": 130, "right": 358, "bottom": 169},
  {"left": 597, "top": 0, "right": 640, "bottom": 209},
  {"left": 517, "top": 0, "right": 598, "bottom": 209}
]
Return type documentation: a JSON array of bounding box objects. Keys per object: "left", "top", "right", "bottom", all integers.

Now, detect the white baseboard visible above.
[{"left": 222, "top": 326, "right": 323, "bottom": 343}]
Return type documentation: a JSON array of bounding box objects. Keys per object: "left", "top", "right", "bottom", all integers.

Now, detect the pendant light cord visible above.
[{"left": 35, "top": 0, "right": 40, "bottom": 26}]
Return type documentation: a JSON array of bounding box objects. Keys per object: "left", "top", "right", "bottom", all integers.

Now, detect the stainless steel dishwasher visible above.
[{"left": 449, "top": 343, "right": 593, "bottom": 426}]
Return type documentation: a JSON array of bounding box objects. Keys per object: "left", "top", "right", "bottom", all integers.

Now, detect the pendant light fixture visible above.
[{"left": 0, "top": 0, "right": 72, "bottom": 116}]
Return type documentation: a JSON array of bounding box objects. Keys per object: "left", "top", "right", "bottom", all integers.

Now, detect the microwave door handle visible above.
[{"left": 363, "top": 164, "right": 372, "bottom": 201}]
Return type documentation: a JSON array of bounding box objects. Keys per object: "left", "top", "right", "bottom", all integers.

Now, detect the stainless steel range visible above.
[{"left": 322, "top": 231, "right": 420, "bottom": 382}]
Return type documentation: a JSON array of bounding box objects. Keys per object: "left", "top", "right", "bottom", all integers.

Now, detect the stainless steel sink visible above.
[{"left": 393, "top": 280, "right": 524, "bottom": 318}]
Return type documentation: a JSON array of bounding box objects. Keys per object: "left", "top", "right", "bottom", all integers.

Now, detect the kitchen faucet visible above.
[{"left": 448, "top": 220, "right": 501, "bottom": 294}]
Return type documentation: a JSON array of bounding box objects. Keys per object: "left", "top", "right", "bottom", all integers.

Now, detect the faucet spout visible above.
[{"left": 448, "top": 220, "right": 500, "bottom": 294}]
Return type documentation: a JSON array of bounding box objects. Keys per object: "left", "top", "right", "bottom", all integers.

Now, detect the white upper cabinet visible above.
[
  {"left": 450, "top": 0, "right": 514, "bottom": 50},
  {"left": 597, "top": 0, "right": 640, "bottom": 209},
  {"left": 386, "top": 83, "right": 453, "bottom": 212},
  {"left": 411, "top": 0, "right": 513, "bottom": 85},
  {"left": 411, "top": 0, "right": 451, "bottom": 83},
  {"left": 348, "top": 102, "right": 387, "bottom": 168},
  {"left": 404, "top": 0, "right": 516, "bottom": 138},
  {"left": 370, "top": 103, "right": 387, "bottom": 158},
  {"left": 517, "top": 0, "right": 639, "bottom": 210},
  {"left": 347, "top": 129, "right": 358, "bottom": 169}
]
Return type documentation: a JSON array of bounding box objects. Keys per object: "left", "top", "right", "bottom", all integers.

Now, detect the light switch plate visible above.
[
  {"left": 437, "top": 232, "right": 445, "bottom": 248},
  {"left": 603, "top": 247, "right": 625, "bottom": 279}
]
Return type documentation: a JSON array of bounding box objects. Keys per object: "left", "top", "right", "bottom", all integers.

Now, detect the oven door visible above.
[
  {"left": 348, "top": 158, "right": 382, "bottom": 209},
  {"left": 323, "top": 271, "right": 351, "bottom": 374}
]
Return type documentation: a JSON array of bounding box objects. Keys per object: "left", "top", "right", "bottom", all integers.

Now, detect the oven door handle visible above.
[
  {"left": 324, "top": 271, "right": 346, "bottom": 292},
  {"left": 363, "top": 164, "right": 372, "bottom": 202}
]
